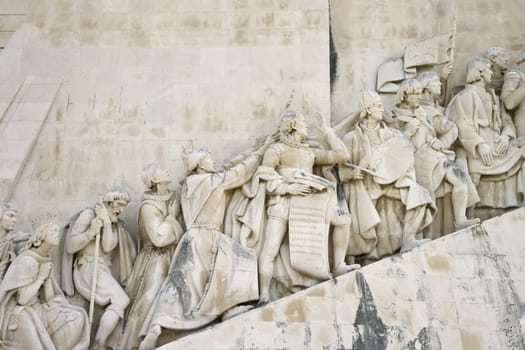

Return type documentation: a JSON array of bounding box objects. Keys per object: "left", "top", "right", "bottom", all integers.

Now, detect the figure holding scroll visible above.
[{"left": 257, "top": 110, "right": 359, "bottom": 305}]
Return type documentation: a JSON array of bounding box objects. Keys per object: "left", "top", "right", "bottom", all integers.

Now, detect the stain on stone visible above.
[
  {"left": 260, "top": 305, "right": 275, "bottom": 322},
  {"left": 284, "top": 299, "right": 306, "bottom": 322},
  {"left": 460, "top": 329, "right": 481, "bottom": 350},
  {"left": 149, "top": 127, "right": 166, "bottom": 138},
  {"left": 56, "top": 108, "right": 63, "bottom": 122},
  {"left": 328, "top": 0, "right": 338, "bottom": 91},
  {"left": 352, "top": 272, "right": 388, "bottom": 349},
  {"left": 443, "top": 159, "right": 467, "bottom": 180},
  {"left": 168, "top": 234, "right": 194, "bottom": 313},
  {"left": 304, "top": 323, "right": 312, "bottom": 349},
  {"left": 426, "top": 254, "right": 450, "bottom": 271},
  {"left": 407, "top": 327, "right": 441, "bottom": 350},
  {"left": 306, "top": 287, "right": 326, "bottom": 297}
]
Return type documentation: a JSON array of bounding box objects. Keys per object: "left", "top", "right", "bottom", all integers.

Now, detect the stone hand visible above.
[
  {"left": 408, "top": 117, "right": 421, "bottom": 128},
  {"left": 287, "top": 183, "right": 311, "bottom": 196},
  {"left": 37, "top": 262, "right": 53, "bottom": 280},
  {"left": 495, "top": 135, "right": 510, "bottom": 155},
  {"left": 351, "top": 168, "right": 364, "bottom": 180},
  {"left": 89, "top": 218, "right": 103, "bottom": 239},
  {"left": 430, "top": 138, "right": 445, "bottom": 151},
  {"left": 314, "top": 111, "right": 331, "bottom": 134},
  {"left": 94, "top": 202, "right": 111, "bottom": 224},
  {"left": 168, "top": 198, "right": 179, "bottom": 218},
  {"left": 478, "top": 143, "right": 494, "bottom": 166},
  {"left": 440, "top": 61, "right": 454, "bottom": 80},
  {"left": 413, "top": 107, "right": 426, "bottom": 120}
]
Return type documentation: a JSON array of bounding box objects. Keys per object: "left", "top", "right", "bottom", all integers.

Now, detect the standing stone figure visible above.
[
  {"left": 341, "top": 90, "right": 435, "bottom": 260},
  {"left": 0, "top": 203, "right": 17, "bottom": 280},
  {"left": 446, "top": 57, "right": 525, "bottom": 209},
  {"left": 61, "top": 188, "right": 136, "bottom": 350},
  {"left": 483, "top": 47, "right": 509, "bottom": 95},
  {"left": 114, "top": 165, "right": 184, "bottom": 350},
  {"left": 257, "top": 110, "right": 359, "bottom": 305},
  {"left": 0, "top": 213, "right": 90, "bottom": 349},
  {"left": 139, "top": 139, "right": 272, "bottom": 350},
  {"left": 502, "top": 48, "right": 525, "bottom": 137},
  {"left": 394, "top": 79, "right": 480, "bottom": 230}
]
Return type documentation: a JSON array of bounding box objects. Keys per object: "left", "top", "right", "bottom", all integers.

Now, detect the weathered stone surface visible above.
[
  {"left": 160, "top": 208, "right": 525, "bottom": 349},
  {"left": 0, "top": 0, "right": 330, "bottom": 229}
]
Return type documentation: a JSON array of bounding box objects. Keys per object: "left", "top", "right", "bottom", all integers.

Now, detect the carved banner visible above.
[
  {"left": 288, "top": 191, "right": 331, "bottom": 280},
  {"left": 377, "top": 32, "right": 454, "bottom": 93}
]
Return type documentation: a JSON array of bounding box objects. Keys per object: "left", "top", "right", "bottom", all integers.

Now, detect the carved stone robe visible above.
[
  {"left": 140, "top": 155, "right": 260, "bottom": 334},
  {"left": 114, "top": 192, "right": 184, "bottom": 350},
  {"left": 0, "top": 231, "right": 14, "bottom": 280},
  {"left": 502, "top": 69, "right": 525, "bottom": 137},
  {"left": 0, "top": 249, "right": 90, "bottom": 350},
  {"left": 341, "top": 121, "right": 435, "bottom": 258},
  {"left": 447, "top": 83, "right": 525, "bottom": 208}
]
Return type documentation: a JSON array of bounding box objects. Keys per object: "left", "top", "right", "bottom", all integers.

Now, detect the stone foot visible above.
[
  {"left": 222, "top": 304, "right": 255, "bottom": 321},
  {"left": 256, "top": 297, "right": 270, "bottom": 308},
  {"left": 333, "top": 263, "right": 361, "bottom": 277},
  {"left": 454, "top": 218, "right": 480, "bottom": 230},
  {"left": 138, "top": 331, "right": 158, "bottom": 350}
]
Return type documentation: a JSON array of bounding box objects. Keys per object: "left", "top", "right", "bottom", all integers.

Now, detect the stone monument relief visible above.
[{"left": 0, "top": 0, "right": 524, "bottom": 349}]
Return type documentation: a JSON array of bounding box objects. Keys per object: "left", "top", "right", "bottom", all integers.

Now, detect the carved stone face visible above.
[
  {"left": 105, "top": 199, "right": 128, "bottom": 223},
  {"left": 44, "top": 223, "right": 60, "bottom": 247},
  {"left": 293, "top": 114, "right": 309, "bottom": 139},
  {"left": 199, "top": 154, "right": 216, "bottom": 173},
  {"left": 155, "top": 168, "right": 172, "bottom": 195},
  {"left": 493, "top": 53, "right": 508, "bottom": 71},
  {"left": 1, "top": 210, "right": 17, "bottom": 232},
  {"left": 366, "top": 99, "right": 384, "bottom": 121},
  {"left": 405, "top": 89, "right": 421, "bottom": 109},
  {"left": 427, "top": 77, "right": 442, "bottom": 96}
]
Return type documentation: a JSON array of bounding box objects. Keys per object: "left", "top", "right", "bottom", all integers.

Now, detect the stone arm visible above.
[
  {"left": 222, "top": 151, "right": 264, "bottom": 191},
  {"left": 260, "top": 145, "right": 294, "bottom": 195},
  {"left": 15, "top": 257, "right": 45, "bottom": 306},
  {"left": 447, "top": 94, "right": 486, "bottom": 157},
  {"left": 140, "top": 204, "right": 182, "bottom": 248},
  {"left": 339, "top": 132, "right": 364, "bottom": 182},
  {"left": 65, "top": 209, "right": 99, "bottom": 254},
  {"left": 501, "top": 112, "right": 517, "bottom": 139},
  {"left": 0, "top": 238, "right": 13, "bottom": 279},
  {"left": 502, "top": 71, "right": 525, "bottom": 110},
  {"left": 432, "top": 114, "right": 458, "bottom": 149},
  {"left": 101, "top": 219, "right": 118, "bottom": 254},
  {"left": 312, "top": 127, "right": 350, "bottom": 165}
]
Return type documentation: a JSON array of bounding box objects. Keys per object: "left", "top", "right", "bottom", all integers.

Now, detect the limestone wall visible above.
[
  {"left": 160, "top": 208, "right": 525, "bottom": 349},
  {"left": 0, "top": 0, "right": 330, "bottom": 227}
]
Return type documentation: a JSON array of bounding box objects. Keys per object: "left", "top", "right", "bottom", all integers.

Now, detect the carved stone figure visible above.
[
  {"left": 446, "top": 57, "right": 525, "bottom": 209},
  {"left": 502, "top": 48, "right": 525, "bottom": 137},
  {"left": 139, "top": 141, "right": 271, "bottom": 350},
  {"left": 257, "top": 110, "right": 359, "bottom": 305},
  {"left": 0, "top": 213, "right": 90, "bottom": 350},
  {"left": 394, "top": 79, "right": 480, "bottom": 230},
  {"left": 0, "top": 203, "right": 17, "bottom": 280},
  {"left": 483, "top": 47, "right": 509, "bottom": 95},
  {"left": 341, "top": 90, "right": 435, "bottom": 260},
  {"left": 61, "top": 188, "right": 136, "bottom": 350},
  {"left": 112, "top": 165, "right": 184, "bottom": 350}
]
